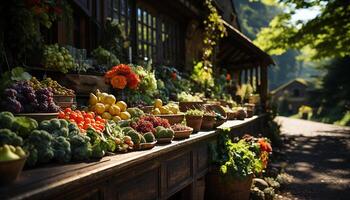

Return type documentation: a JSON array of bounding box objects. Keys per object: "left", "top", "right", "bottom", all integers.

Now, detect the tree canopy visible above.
[{"left": 254, "top": 0, "right": 350, "bottom": 60}]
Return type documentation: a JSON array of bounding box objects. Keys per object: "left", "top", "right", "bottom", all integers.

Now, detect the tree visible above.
[{"left": 255, "top": 0, "right": 350, "bottom": 60}]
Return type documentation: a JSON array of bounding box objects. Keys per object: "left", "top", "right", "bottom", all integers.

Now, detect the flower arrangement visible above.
[
  {"left": 242, "top": 135, "right": 272, "bottom": 169},
  {"left": 105, "top": 64, "right": 140, "bottom": 90}
]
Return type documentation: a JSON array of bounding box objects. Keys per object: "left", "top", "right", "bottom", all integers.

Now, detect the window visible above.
[
  {"left": 293, "top": 89, "right": 300, "bottom": 97},
  {"left": 136, "top": 6, "right": 182, "bottom": 66},
  {"left": 112, "top": 0, "right": 131, "bottom": 37}
]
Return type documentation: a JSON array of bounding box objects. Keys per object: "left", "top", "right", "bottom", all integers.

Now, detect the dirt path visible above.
[{"left": 275, "top": 117, "right": 350, "bottom": 200}]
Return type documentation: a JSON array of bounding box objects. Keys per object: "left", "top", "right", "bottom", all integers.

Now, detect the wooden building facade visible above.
[{"left": 53, "top": 0, "right": 273, "bottom": 107}]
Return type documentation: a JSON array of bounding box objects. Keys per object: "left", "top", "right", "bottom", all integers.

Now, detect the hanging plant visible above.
[{"left": 191, "top": 0, "right": 227, "bottom": 90}]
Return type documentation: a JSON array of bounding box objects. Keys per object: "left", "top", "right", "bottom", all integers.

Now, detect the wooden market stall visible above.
[{"left": 0, "top": 0, "right": 274, "bottom": 200}]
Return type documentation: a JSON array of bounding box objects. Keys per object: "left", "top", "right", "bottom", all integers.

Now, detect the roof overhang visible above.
[{"left": 218, "top": 20, "right": 274, "bottom": 70}]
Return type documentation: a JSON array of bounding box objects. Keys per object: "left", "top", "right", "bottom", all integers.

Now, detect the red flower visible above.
[
  {"left": 115, "top": 64, "right": 132, "bottom": 75},
  {"left": 110, "top": 75, "right": 127, "bottom": 89},
  {"left": 126, "top": 72, "right": 140, "bottom": 89},
  {"left": 258, "top": 138, "right": 272, "bottom": 153},
  {"left": 226, "top": 73, "right": 231, "bottom": 81},
  {"left": 171, "top": 72, "right": 177, "bottom": 80}
]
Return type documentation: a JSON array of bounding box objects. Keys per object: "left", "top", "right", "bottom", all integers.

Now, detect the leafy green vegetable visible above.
[
  {"left": 12, "top": 116, "right": 38, "bottom": 138},
  {"left": 52, "top": 136, "right": 71, "bottom": 163},
  {"left": 0, "top": 128, "right": 23, "bottom": 146},
  {"left": 69, "top": 134, "right": 91, "bottom": 161},
  {"left": 24, "top": 130, "right": 54, "bottom": 167}
]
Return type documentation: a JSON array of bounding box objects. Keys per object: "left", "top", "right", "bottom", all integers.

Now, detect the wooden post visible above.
[
  {"left": 250, "top": 67, "right": 253, "bottom": 86},
  {"left": 130, "top": 0, "right": 137, "bottom": 63},
  {"left": 244, "top": 69, "right": 248, "bottom": 84},
  {"left": 260, "top": 64, "right": 268, "bottom": 112}
]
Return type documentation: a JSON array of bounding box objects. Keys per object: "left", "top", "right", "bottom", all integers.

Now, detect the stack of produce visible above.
[
  {"left": 30, "top": 77, "right": 75, "bottom": 96},
  {"left": 152, "top": 99, "right": 180, "bottom": 115},
  {"left": 1, "top": 81, "right": 60, "bottom": 113},
  {"left": 88, "top": 90, "right": 132, "bottom": 122},
  {"left": 0, "top": 145, "right": 26, "bottom": 162},
  {"left": 131, "top": 115, "right": 174, "bottom": 140},
  {"left": 58, "top": 108, "right": 106, "bottom": 133},
  {"left": 42, "top": 44, "right": 77, "bottom": 73}
]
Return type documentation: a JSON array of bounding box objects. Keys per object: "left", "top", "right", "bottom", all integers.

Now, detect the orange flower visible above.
[
  {"left": 226, "top": 73, "right": 231, "bottom": 81},
  {"left": 258, "top": 138, "right": 272, "bottom": 153},
  {"left": 105, "top": 70, "right": 116, "bottom": 79},
  {"left": 110, "top": 75, "right": 127, "bottom": 89},
  {"left": 115, "top": 64, "right": 132, "bottom": 75},
  {"left": 126, "top": 72, "right": 140, "bottom": 89}
]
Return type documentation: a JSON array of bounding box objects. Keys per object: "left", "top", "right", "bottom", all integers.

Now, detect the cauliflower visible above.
[{"left": 0, "top": 128, "right": 23, "bottom": 146}]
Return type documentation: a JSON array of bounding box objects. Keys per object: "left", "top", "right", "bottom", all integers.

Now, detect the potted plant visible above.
[
  {"left": 185, "top": 109, "right": 204, "bottom": 132},
  {"left": 206, "top": 134, "right": 266, "bottom": 200}
]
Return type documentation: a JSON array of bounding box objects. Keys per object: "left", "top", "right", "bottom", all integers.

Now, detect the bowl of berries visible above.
[{"left": 171, "top": 124, "right": 193, "bottom": 140}]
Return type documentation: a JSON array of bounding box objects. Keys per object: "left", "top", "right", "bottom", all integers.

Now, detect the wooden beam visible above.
[{"left": 260, "top": 64, "right": 268, "bottom": 111}]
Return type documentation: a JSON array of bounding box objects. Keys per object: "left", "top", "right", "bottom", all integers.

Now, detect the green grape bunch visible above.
[{"left": 43, "top": 44, "right": 77, "bottom": 74}]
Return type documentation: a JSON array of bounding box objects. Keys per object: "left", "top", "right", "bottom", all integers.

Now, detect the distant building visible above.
[{"left": 270, "top": 78, "right": 309, "bottom": 114}]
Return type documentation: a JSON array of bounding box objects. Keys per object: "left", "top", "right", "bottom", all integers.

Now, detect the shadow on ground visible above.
[{"left": 280, "top": 125, "right": 350, "bottom": 200}]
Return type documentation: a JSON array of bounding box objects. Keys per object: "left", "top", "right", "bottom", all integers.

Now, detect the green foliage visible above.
[
  {"left": 69, "top": 134, "right": 92, "bottom": 161},
  {"left": 210, "top": 132, "right": 263, "bottom": 179},
  {"left": 101, "top": 18, "right": 130, "bottom": 63},
  {"left": 255, "top": 0, "right": 350, "bottom": 60},
  {"left": 91, "top": 46, "right": 120, "bottom": 68}
]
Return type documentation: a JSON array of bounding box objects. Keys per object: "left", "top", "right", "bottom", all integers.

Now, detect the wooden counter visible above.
[{"left": 0, "top": 116, "right": 264, "bottom": 200}]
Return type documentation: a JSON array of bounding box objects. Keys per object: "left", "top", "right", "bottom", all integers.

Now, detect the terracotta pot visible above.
[
  {"left": 215, "top": 118, "right": 227, "bottom": 127},
  {"left": 201, "top": 115, "right": 216, "bottom": 130},
  {"left": 206, "top": 171, "right": 253, "bottom": 200},
  {"left": 179, "top": 101, "right": 204, "bottom": 112},
  {"left": 173, "top": 128, "right": 193, "bottom": 140},
  {"left": 227, "top": 112, "right": 236, "bottom": 120},
  {"left": 185, "top": 115, "right": 203, "bottom": 132}
]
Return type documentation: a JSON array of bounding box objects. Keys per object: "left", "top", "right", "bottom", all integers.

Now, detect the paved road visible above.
[{"left": 275, "top": 117, "right": 350, "bottom": 200}]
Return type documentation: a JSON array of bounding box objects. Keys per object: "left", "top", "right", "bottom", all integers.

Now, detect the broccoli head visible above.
[
  {"left": 12, "top": 116, "right": 38, "bottom": 138},
  {"left": 0, "top": 128, "right": 23, "bottom": 146},
  {"left": 69, "top": 134, "right": 92, "bottom": 161},
  {"left": 53, "top": 136, "right": 71, "bottom": 163},
  {"left": 25, "top": 130, "right": 54, "bottom": 164},
  {"left": 23, "top": 143, "right": 38, "bottom": 167},
  {"left": 0, "top": 112, "right": 15, "bottom": 129},
  {"left": 91, "top": 138, "right": 105, "bottom": 159}
]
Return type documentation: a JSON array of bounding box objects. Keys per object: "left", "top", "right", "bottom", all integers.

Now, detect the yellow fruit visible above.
[
  {"left": 109, "top": 105, "right": 121, "bottom": 116},
  {"left": 159, "top": 106, "right": 169, "bottom": 114},
  {"left": 104, "top": 94, "right": 116, "bottom": 105},
  {"left": 89, "top": 93, "right": 98, "bottom": 106},
  {"left": 120, "top": 111, "right": 131, "bottom": 120},
  {"left": 154, "top": 99, "right": 163, "bottom": 108},
  {"left": 104, "top": 104, "right": 111, "bottom": 112},
  {"left": 152, "top": 108, "right": 161, "bottom": 115},
  {"left": 94, "top": 103, "right": 105, "bottom": 115},
  {"left": 169, "top": 106, "right": 179, "bottom": 114},
  {"left": 116, "top": 101, "right": 127, "bottom": 112},
  {"left": 102, "top": 112, "right": 112, "bottom": 120},
  {"left": 112, "top": 116, "right": 122, "bottom": 122}
]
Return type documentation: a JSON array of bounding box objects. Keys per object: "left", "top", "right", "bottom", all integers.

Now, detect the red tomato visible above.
[
  {"left": 64, "top": 108, "right": 72, "bottom": 113},
  {"left": 85, "top": 118, "right": 91, "bottom": 124},
  {"left": 69, "top": 112, "right": 77, "bottom": 120},
  {"left": 69, "top": 119, "right": 76, "bottom": 123},
  {"left": 95, "top": 116, "right": 103, "bottom": 122},
  {"left": 86, "top": 113, "right": 93, "bottom": 119},
  {"left": 58, "top": 111, "right": 65, "bottom": 118}
]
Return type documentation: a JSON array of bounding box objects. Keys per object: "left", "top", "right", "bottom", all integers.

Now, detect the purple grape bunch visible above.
[{"left": 1, "top": 81, "right": 60, "bottom": 113}]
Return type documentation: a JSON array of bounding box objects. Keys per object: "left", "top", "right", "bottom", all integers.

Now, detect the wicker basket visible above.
[
  {"left": 156, "top": 114, "right": 184, "bottom": 125},
  {"left": 201, "top": 115, "right": 216, "bottom": 130},
  {"left": 185, "top": 115, "right": 203, "bottom": 132}
]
